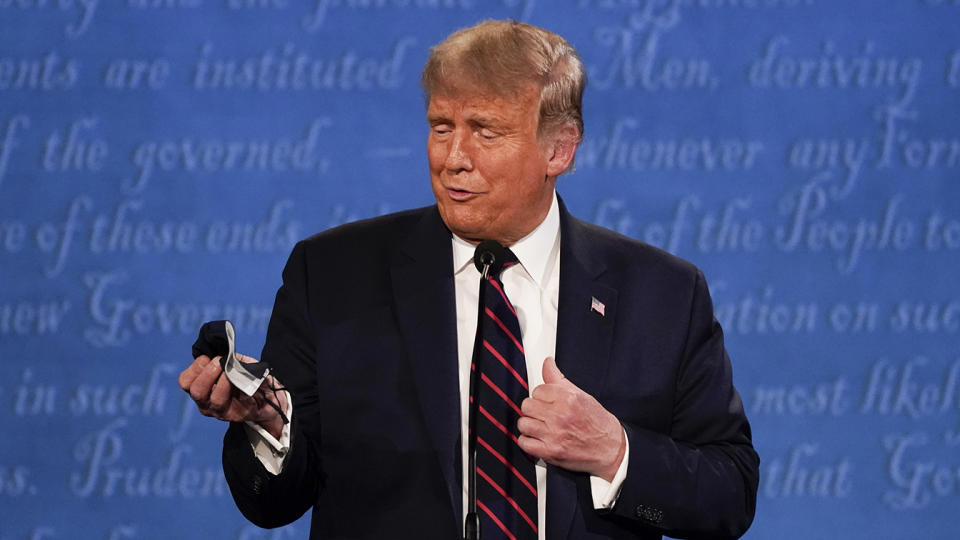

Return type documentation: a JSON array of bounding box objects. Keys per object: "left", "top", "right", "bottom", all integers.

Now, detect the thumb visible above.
[{"left": 542, "top": 356, "right": 565, "bottom": 384}]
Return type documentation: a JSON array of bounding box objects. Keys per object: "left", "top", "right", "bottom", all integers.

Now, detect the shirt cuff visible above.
[
  {"left": 242, "top": 391, "right": 293, "bottom": 476},
  {"left": 589, "top": 427, "right": 630, "bottom": 510}
]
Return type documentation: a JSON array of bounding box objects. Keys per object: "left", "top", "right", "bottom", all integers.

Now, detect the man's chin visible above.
[
  {"left": 442, "top": 219, "right": 490, "bottom": 244},
  {"left": 446, "top": 225, "right": 486, "bottom": 244}
]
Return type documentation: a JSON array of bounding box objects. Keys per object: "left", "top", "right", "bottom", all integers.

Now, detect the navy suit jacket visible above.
[{"left": 222, "top": 201, "right": 758, "bottom": 540}]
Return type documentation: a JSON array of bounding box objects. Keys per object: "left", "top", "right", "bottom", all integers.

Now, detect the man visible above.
[{"left": 179, "top": 20, "right": 758, "bottom": 540}]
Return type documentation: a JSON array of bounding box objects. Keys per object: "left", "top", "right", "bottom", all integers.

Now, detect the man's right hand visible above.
[{"left": 178, "top": 353, "right": 287, "bottom": 439}]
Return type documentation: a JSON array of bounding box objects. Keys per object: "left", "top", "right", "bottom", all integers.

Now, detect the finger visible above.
[
  {"left": 541, "top": 356, "right": 565, "bottom": 384},
  {"left": 520, "top": 396, "right": 549, "bottom": 419},
  {"left": 531, "top": 382, "right": 562, "bottom": 403},
  {"left": 207, "top": 369, "right": 235, "bottom": 415},
  {"left": 178, "top": 355, "right": 211, "bottom": 391},
  {"left": 189, "top": 356, "right": 223, "bottom": 404},
  {"left": 517, "top": 434, "right": 548, "bottom": 460},
  {"left": 517, "top": 415, "right": 548, "bottom": 439},
  {"left": 236, "top": 352, "right": 260, "bottom": 364}
]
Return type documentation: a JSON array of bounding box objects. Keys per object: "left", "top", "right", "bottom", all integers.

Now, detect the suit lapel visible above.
[
  {"left": 389, "top": 207, "right": 463, "bottom": 530},
  {"left": 547, "top": 200, "right": 619, "bottom": 539},
  {"left": 554, "top": 202, "right": 618, "bottom": 396}
]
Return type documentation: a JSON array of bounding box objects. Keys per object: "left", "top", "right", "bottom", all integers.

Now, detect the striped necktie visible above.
[{"left": 471, "top": 250, "right": 538, "bottom": 540}]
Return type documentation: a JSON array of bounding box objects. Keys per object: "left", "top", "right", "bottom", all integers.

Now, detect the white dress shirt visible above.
[
  {"left": 452, "top": 192, "right": 628, "bottom": 539},
  {"left": 246, "top": 192, "right": 628, "bottom": 537}
]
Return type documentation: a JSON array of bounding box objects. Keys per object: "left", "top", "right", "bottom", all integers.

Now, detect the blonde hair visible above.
[{"left": 421, "top": 20, "right": 586, "bottom": 141}]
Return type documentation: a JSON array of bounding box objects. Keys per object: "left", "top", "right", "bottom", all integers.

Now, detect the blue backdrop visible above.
[{"left": 1, "top": 1, "right": 958, "bottom": 539}]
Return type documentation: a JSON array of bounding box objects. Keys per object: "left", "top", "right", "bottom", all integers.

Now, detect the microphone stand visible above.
[
  {"left": 464, "top": 260, "right": 490, "bottom": 540},
  {"left": 465, "top": 241, "right": 509, "bottom": 540},
  {"left": 465, "top": 241, "right": 507, "bottom": 540}
]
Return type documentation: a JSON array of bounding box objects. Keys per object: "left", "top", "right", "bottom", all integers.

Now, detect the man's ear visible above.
[{"left": 544, "top": 123, "right": 580, "bottom": 177}]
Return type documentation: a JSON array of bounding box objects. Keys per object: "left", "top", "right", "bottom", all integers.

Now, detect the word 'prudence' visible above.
[{"left": 70, "top": 417, "right": 227, "bottom": 498}]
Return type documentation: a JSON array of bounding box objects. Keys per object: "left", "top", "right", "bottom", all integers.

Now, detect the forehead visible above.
[{"left": 426, "top": 86, "right": 540, "bottom": 124}]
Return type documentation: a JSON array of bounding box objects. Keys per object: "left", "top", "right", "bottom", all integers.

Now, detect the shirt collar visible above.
[{"left": 452, "top": 191, "right": 560, "bottom": 288}]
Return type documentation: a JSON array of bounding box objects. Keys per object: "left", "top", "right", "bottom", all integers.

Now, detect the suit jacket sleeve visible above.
[
  {"left": 608, "top": 269, "right": 758, "bottom": 539},
  {"left": 221, "top": 240, "right": 325, "bottom": 528}
]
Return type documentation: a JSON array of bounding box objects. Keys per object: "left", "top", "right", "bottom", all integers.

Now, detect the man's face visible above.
[{"left": 427, "top": 84, "right": 557, "bottom": 246}]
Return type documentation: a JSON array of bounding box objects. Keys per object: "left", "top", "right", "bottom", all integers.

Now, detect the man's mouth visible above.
[{"left": 446, "top": 187, "right": 477, "bottom": 201}]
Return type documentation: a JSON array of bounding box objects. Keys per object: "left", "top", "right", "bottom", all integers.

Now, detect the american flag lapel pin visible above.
[{"left": 590, "top": 296, "right": 605, "bottom": 316}]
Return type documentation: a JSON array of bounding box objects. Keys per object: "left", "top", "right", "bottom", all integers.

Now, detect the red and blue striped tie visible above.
[{"left": 471, "top": 252, "right": 538, "bottom": 540}]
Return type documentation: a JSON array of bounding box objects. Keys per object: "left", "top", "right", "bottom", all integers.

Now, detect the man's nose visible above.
[{"left": 444, "top": 132, "right": 473, "bottom": 173}]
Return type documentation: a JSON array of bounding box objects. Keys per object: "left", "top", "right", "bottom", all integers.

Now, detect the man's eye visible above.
[
  {"left": 478, "top": 129, "right": 498, "bottom": 140},
  {"left": 432, "top": 126, "right": 452, "bottom": 135}
]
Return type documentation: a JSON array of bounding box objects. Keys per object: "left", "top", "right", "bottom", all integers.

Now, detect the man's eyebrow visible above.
[
  {"left": 466, "top": 112, "right": 512, "bottom": 129},
  {"left": 426, "top": 113, "right": 451, "bottom": 125},
  {"left": 426, "top": 110, "right": 511, "bottom": 128},
  {"left": 468, "top": 114, "right": 499, "bottom": 126}
]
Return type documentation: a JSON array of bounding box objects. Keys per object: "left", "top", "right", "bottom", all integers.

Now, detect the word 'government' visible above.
[
  {"left": 84, "top": 269, "right": 272, "bottom": 347},
  {"left": 885, "top": 431, "right": 960, "bottom": 510}
]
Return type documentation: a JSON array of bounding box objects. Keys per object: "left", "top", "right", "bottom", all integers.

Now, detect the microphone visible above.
[
  {"left": 465, "top": 240, "right": 508, "bottom": 540},
  {"left": 474, "top": 240, "right": 509, "bottom": 278}
]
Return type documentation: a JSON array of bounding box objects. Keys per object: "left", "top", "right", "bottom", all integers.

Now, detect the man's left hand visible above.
[{"left": 517, "top": 356, "right": 626, "bottom": 482}]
